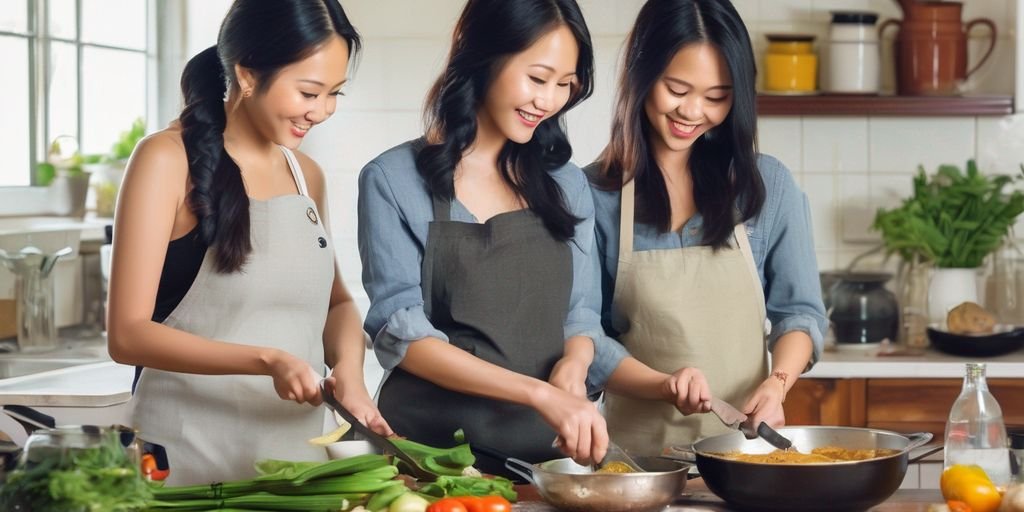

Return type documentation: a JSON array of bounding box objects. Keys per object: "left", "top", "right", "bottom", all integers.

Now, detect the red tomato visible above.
[
  {"left": 426, "top": 498, "right": 469, "bottom": 512},
  {"left": 454, "top": 496, "right": 512, "bottom": 512}
]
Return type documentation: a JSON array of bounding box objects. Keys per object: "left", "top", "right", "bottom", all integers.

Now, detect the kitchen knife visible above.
[{"left": 319, "top": 380, "right": 438, "bottom": 482}]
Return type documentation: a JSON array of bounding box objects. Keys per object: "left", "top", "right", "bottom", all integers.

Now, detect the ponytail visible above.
[{"left": 179, "top": 45, "right": 251, "bottom": 273}]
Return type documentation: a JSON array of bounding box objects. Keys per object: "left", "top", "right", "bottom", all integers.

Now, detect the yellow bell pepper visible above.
[{"left": 940, "top": 465, "right": 1003, "bottom": 512}]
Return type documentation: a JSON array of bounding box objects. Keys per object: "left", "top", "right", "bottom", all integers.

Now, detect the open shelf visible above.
[{"left": 757, "top": 94, "right": 1014, "bottom": 116}]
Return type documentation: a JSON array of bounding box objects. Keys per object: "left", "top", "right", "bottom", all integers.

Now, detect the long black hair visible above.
[
  {"left": 416, "top": 0, "right": 595, "bottom": 241},
  {"left": 595, "top": 0, "right": 764, "bottom": 249},
  {"left": 179, "top": 0, "right": 361, "bottom": 273}
]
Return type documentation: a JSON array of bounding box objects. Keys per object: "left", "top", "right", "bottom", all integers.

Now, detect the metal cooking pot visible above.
[
  {"left": 665, "top": 426, "right": 936, "bottom": 512},
  {"left": 504, "top": 455, "right": 691, "bottom": 512}
]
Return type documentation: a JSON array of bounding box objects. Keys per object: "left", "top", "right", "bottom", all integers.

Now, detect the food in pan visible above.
[
  {"left": 595, "top": 461, "right": 635, "bottom": 473},
  {"left": 709, "top": 446, "right": 900, "bottom": 464}
]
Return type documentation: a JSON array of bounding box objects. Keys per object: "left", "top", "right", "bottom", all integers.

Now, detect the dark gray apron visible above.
[{"left": 378, "top": 190, "right": 571, "bottom": 476}]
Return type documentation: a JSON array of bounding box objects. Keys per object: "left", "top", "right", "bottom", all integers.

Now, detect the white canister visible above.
[{"left": 826, "top": 11, "right": 880, "bottom": 94}]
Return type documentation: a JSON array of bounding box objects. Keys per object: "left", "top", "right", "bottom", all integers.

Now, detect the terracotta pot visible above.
[{"left": 880, "top": 1, "right": 996, "bottom": 95}]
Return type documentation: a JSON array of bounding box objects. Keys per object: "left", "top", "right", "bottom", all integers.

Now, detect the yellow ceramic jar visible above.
[{"left": 763, "top": 34, "right": 817, "bottom": 93}]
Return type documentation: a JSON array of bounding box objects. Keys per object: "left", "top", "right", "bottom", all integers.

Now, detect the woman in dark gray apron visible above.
[
  {"left": 107, "top": 0, "right": 390, "bottom": 485},
  {"left": 358, "top": 0, "right": 621, "bottom": 476}
]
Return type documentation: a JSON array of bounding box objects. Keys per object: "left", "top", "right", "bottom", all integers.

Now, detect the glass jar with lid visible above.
[{"left": 763, "top": 33, "right": 818, "bottom": 94}]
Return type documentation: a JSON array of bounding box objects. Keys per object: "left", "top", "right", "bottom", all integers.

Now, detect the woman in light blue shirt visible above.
[
  {"left": 358, "top": 0, "right": 630, "bottom": 475},
  {"left": 586, "top": 0, "right": 827, "bottom": 453}
]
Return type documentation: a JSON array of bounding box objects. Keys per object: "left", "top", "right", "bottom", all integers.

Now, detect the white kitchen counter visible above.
[
  {"left": 0, "top": 361, "right": 134, "bottom": 407},
  {"left": 806, "top": 345, "right": 1024, "bottom": 379}
]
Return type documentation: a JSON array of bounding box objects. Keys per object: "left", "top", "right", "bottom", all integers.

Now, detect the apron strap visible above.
[
  {"left": 733, "top": 223, "right": 769, "bottom": 333},
  {"left": 278, "top": 146, "right": 310, "bottom": 197},
  {"left": 618, "top": 179, "right": 636, "bottom": 263},
  {"left": 431, "top": 194, "right": 450, "bottom": 222}
]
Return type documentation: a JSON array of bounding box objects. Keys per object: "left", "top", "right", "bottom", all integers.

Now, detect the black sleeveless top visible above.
[
  {"left": 134, "top": 225, "right": 206, "bottom": 391},
  {"left": 152, "top": 225, "right": 207, "bottom": 323}
]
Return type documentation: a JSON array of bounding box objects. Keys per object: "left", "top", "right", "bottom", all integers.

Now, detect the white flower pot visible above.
[{"left": 928, "top": 267, "right": 980, "bottom": 325}]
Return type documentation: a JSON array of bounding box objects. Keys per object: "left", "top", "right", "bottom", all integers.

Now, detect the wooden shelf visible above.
[{"left": 757, "top": 94, "right": 1014, "bottom": 116}]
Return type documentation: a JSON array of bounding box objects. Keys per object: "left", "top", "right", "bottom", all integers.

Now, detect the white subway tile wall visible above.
[{"left": 181, "top": 0, "right": 1023, "bottom": 303}]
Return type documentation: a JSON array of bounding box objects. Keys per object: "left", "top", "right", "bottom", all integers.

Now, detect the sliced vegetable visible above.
[{"left": 309, "top": 423, "right": 353, "bottom": 447}]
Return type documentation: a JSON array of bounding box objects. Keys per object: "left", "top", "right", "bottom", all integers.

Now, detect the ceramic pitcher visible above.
[{"left": 880, "top": 1, "right": 996, "bottom": 95}]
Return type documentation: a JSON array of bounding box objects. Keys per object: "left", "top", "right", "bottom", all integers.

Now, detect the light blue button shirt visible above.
[
  {"left": 358, "top": 139, "right": 628, "bottom": 393},
  {"left": 586, "top": 154, "right": 828, "bottom": 382}
]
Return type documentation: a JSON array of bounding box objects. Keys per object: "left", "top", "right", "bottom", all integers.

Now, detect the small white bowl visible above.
[{"left": 325, "top": 440, "right": 379, "bottom": 460}]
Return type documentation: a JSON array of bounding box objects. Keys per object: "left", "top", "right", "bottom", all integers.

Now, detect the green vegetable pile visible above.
[
  {"left": 147, "top": 454, "right": 404, "bottom": 511},
  {"left": 873, "top": 160, "right": 1024, "bottom": 268},
  {"left": 0, "top": 429, "right": 153, "bottom": 512},
  {"left": 419, "top": 475, "right": 517, "bottom": 502}
]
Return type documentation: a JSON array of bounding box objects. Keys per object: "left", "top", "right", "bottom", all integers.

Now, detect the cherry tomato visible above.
[{"left": 426, "top": 498, "right": 469, "bottom": 512}]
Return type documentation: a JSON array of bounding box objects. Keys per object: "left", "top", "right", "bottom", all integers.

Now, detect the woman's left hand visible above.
[
  {"left": 549, "top": 355, "right": 590, "bottom": 398},
  {"left": 741, "top": 376, "right": 786, "bottom": 430},
  {"left": 324, "top": 372, "right": 394, "bottom": 436}
]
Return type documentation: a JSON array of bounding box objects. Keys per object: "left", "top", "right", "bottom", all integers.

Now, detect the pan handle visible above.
[
  {"left": 659, "top": 444, "right": 698, "bottom": 463},
  {"left": 469, "top": 442, "right": 538, "bottom": 485},
  {"left": 503, "top": 457, "right": 538, "bottom": 485},
  {"left": 902, "top": 432, "right": 941, "bottom": 464},
  {"left": 904, "top": 432, "right": 933, "bottom": 451}
]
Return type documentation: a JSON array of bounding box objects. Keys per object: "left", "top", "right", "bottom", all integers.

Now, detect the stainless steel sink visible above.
[{"left": 0, "top": 331, "right": 110, "bottom": 380}]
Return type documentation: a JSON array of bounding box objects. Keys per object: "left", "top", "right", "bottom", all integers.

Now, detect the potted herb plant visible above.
[
  {"left": 88, "top": 118, "right": 146, "bottom": 217},
  {"left": 873, "top": 160, "right": 1024, "bottom": 323}
]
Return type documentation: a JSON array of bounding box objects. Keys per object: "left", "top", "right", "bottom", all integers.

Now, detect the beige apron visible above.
[
  {"left": 604, "top": 179, "right": 769, "bottom": 455},
  {"left": 130, "top": 147, "right": 333, "bottom": 485}
]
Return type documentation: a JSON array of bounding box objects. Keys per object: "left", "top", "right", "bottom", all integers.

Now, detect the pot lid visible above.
[{"left": 830, "top": 11, "right": 879, "bottom": 25}]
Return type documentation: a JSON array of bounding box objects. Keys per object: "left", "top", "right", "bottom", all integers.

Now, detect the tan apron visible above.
[
  {"left": 604, "top": 179, "right": 769, "bottom": 455},
  {"left": 130, "top": 147, "right": 333, "bottom": 485}
]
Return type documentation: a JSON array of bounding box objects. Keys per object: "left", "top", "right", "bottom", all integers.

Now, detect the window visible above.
[{"left": 0, "top": 0, "right": 153, "bottom": 186}]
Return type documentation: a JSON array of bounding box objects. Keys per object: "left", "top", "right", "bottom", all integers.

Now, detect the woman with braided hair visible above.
[{"left": 107, "top": 0, "right": 388, "bottom": 485}]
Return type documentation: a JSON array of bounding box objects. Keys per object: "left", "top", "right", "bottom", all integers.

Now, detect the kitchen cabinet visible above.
[{"left": 785, "top": 377, "right": 1024, "bottom": 440}]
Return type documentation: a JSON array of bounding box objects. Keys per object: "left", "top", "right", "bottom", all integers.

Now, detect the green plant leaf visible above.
[{"left": 872, "top": 159, "right": 1024, "bottom": 268}]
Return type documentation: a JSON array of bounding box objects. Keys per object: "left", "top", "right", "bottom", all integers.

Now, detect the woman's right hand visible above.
[
  {"left": 532, "top": 384, "right": 608, "bottom": 465},
  {"left": 265, "top": 349, "right": 321, "bottom": 405}
]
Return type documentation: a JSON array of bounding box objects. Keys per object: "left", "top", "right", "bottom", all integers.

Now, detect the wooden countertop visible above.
[{"left": 512, "top": 479, "right": 943, "bottom": 511}]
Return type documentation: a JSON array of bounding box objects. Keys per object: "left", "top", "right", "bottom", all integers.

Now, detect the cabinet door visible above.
[
  {"left": 784, "top": 378, "right": 865, "bottom": 427},
  {"left": 867, "top": 379, "right": 1024, "bottom": 439}
]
